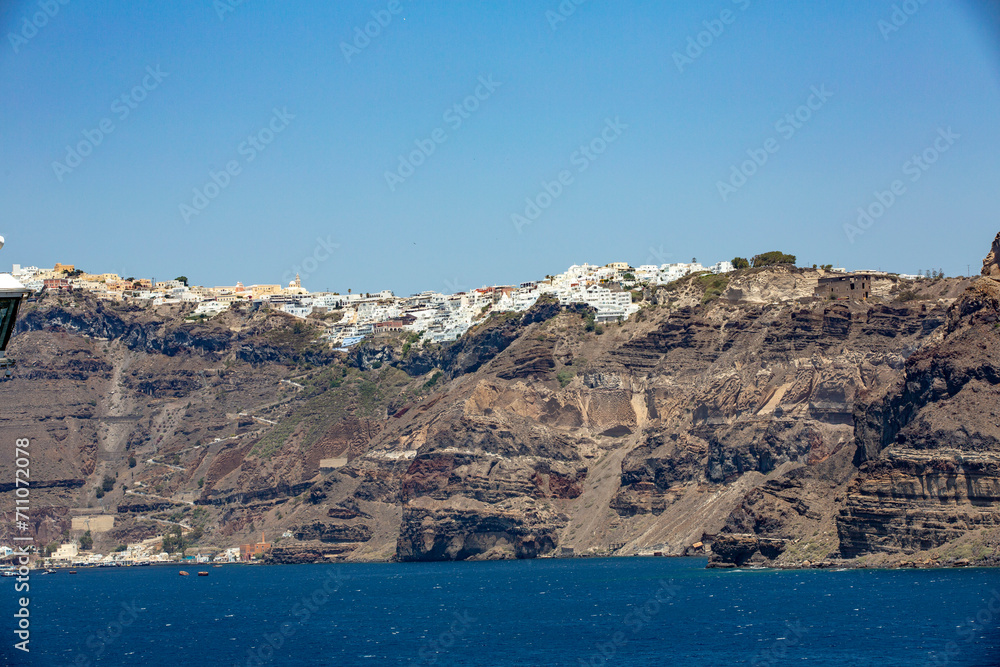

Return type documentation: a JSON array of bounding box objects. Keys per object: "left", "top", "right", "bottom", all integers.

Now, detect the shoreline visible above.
[{"left": 27, "top": 552, "right": 999, "bottom": 572}]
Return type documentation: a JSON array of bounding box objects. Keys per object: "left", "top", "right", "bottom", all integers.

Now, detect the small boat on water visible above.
[
  {"left": 178, "top": 571, "right": 189, "bottom": 576},
  {"left": 197, "top": 571, "right": 209, "bottom": 576},
  {"left": 68, "top": 570, "right": 77, "bottom": 575},
  {"left": 213, "top": 564, "right": 223, "bottom": 568}
]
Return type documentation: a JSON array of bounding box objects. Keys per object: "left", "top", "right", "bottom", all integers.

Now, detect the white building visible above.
[
  {"left": 193, "top": 300, "right": 231, "bottom": 317},
  {"left": 658, "top": 262, "right": 706, "bottom": 284},
  {"left": 51, "top": 543, "right": 79, "bottom": 561}
]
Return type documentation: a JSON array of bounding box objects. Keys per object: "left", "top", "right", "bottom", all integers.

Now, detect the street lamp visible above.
[{"left": 0, "top": 236, "right": 32, "bottom": 379}]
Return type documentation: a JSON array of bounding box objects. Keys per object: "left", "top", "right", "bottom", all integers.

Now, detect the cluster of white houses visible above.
[
  {"left": 12, "top": 259, "right": 741, "bottom": 347},
  {"left": 0, "top": 540, "right": 245, "bottom": 568}
]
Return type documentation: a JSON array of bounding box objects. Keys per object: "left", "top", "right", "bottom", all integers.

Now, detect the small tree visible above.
[
  {"left": 731, "top": 257, "right": 750, "bottom": 270},
  {"left": 174, "top": 276, "right": 189, "bottom": 287},
  {"left": 162, "top": 526, "right": 185, "bottom": 553},
  {"left": 128, "top": 456, "right": 137, "bottom": 468},
  {"left": 751, "top": 251, "right": 796, "bottom": 268},
  {"left": 79, "top": 531, "right": 93, "bottom": 551}
]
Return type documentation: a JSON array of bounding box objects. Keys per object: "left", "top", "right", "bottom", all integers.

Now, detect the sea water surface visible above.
[{"left": 7, "top": 557, "right": 1000, "bottom": 666}]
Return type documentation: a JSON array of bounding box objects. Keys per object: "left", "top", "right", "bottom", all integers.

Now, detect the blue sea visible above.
[{"left": 5, "top": 557, "right": 1000, "bottom": 666}]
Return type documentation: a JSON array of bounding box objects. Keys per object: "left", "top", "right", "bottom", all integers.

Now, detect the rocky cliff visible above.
[
  {"left": 709, "top": 237, "right": 1000, "bottom": 568},
  {"left": 1, "top": 252, "right": 995, "bottom": 568}
]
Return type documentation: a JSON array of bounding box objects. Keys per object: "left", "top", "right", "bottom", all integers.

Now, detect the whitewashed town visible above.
[
  {"left": 0, "top": 531, "right": 281, "bottom": 572},
  {"left": 11, "top": 259, "right": 750, "bottom": 349}
]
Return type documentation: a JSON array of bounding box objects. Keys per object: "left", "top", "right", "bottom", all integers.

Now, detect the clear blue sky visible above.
[{"left": 2, "top": 1, "right": 998, "bottom": 294}]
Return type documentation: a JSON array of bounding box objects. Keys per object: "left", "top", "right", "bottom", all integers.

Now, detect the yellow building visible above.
[
  {"left": 251, "top": 284, "right": 281, "bottom": 298},
  {"left": 284, "top": 274, "right": 308, "bottom": 295},
  {"left": 53, "top": 263, "right": 75, "bottom": 274},
  {"left": 605, "top": 262, "right": 631, "bottom": 271}
]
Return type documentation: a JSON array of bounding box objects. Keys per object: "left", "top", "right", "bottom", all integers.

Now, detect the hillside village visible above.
[
  {"left": 2, "top": 252, "right": 944, "bottom": 569},
  {"left": 12, "top": 257, "right": 922, "bottom": 352}
]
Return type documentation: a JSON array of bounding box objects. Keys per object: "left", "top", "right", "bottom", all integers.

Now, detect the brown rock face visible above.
[
  {"left": 983, "top": 231, "right": 1000, "bottom": 277},
  {"left": 395, "top": 500, "right": 562, "bottom": 561},
  {"left": 6, "top": 268, "right": 989, "bottom": 566},
  {"left": 838, "top": 275, "right": 1000, "bottom": 558}
]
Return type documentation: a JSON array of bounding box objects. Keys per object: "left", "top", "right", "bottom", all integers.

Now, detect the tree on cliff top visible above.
[
  {"left": 751, "top": 251, "right": 796, "bottom": 268},
  {"left": 731, "top": 257, "right": 750, "bottom": 270}
]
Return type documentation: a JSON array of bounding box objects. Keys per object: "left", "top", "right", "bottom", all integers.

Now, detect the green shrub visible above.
[
  {"left": 423, "top": 371, "right": 443, "bottom": 390},
  {"left": 79, "top": 531, "right": 93, "bottom": 551},
  {"left": 698, "top": 274, "right": 730, "bottom": 305},
  {"left": 751, "top": 251, "right": 796, "bottom": 268}
]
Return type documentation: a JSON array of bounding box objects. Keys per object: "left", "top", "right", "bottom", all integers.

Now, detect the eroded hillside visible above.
[{"left": 2, "top": 260, "right": 992, "bottom": 568}]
